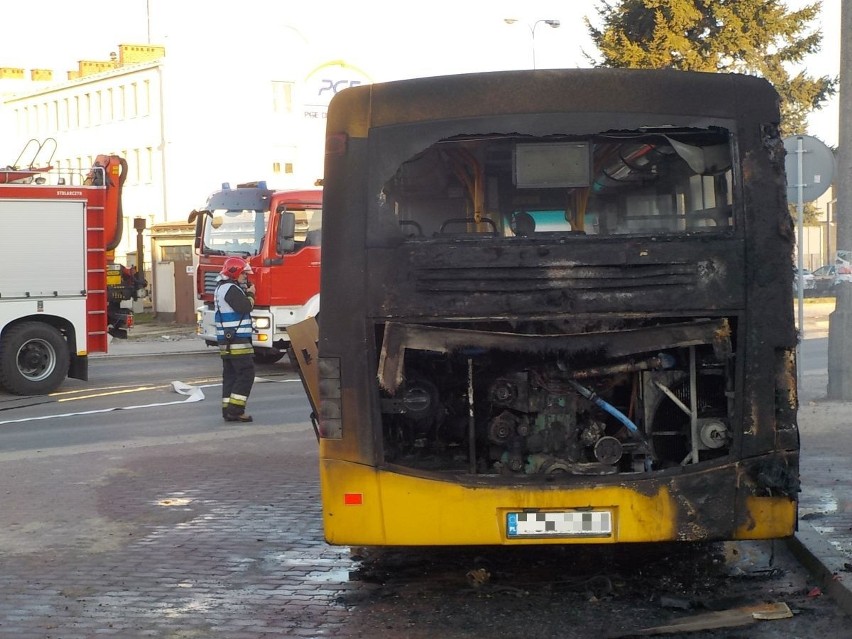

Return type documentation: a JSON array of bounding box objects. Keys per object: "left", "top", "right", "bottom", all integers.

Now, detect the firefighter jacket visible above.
[{"left": 214, "top": 280, "right": 254, "bottom": 356}]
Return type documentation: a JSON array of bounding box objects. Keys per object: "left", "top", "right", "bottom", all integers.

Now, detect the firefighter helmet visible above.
[{"left": 220, "top": 257, "right": 253, "bottom": 279}]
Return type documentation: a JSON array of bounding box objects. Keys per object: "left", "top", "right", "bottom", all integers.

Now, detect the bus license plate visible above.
[{"left": 506, "top": 510, "right": 612, "bottom": 538}]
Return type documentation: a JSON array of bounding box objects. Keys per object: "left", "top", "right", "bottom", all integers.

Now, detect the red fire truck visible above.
[
  {"left": 0, "top": 151, "right": 141, "bottom": 394},
  {"left": 189, "top": 182, "right": 322, "bottom": 363}
]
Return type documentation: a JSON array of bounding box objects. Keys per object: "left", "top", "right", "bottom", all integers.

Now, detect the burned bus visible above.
[{"left": 305, "top": 68, "right": 799, "bottom": 546}]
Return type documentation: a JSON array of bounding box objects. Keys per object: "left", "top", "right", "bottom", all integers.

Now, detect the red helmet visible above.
[{"left": 220, "top": 257, "right": 253, "bottom": 279}]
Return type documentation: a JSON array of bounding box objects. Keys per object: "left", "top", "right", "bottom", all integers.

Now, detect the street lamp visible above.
[{"left": 504, "top": 18, "right": 561, "bottom": 69}]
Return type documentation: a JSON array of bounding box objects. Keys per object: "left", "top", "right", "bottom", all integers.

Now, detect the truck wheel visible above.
[
  {"left": 253, "top": 348, "right": 285, "bottom": 365},
  {"left": 0, "top": 322, "right": 70, "bottom": 395}
]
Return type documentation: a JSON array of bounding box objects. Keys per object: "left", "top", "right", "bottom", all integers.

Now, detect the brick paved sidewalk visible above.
[{"left": 0, "top": 430, "right": 357, "bottom": 638}]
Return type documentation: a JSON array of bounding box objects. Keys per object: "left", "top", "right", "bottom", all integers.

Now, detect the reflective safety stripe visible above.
[
  {"left": 229, "top": 394, "right": 248, "bottom": 407},
  {"left": 219, "top": 343, "right": 254, "bottom": 356}
]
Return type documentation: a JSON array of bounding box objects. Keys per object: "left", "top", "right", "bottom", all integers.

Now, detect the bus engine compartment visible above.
[{"left": 377, "top": 316, "right": 735, "bottom": 478}]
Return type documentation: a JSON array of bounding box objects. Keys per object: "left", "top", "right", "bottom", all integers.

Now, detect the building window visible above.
[
  {"left": 132, "top": 148, "right": 141, "bottom": 184},
  {"left": 128, "top": 82, "right": 138, "bottom": 118},
  {"left": 91, "top": 92, "right": 98, "bottom": 124},
  {"left": 81, "top": 93, "right": 90, "bottom": 127},
  {"left": 271, "top": 81, "right": 294, "bottom": 114},
  {"left": 141, "top": 79, "right": 151, "bottom": 116},
  {"left": 160, "top": 245, "right": 193, "bottom": 262},
  {"left": 144, "top": 147, "right": 154, "bottom": 183},
  {"left": 62, "top": 98, "right": 68, "bottom": 130},
  {"left": 117, "top": 85, "right": 126, "bottom": 120},
  {"left": 106, "top": 88, "right": 114, "bottom": 121},
  {"left": 96, "top": 90, "right": 103, "bottom": 123},
  {"left": 272, "top": 161, "right": 295, "bottom": 174}
]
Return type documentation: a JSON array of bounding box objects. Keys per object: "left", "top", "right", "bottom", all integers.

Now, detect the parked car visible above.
[
  {"left": 811, "top": 264, "right": 838, "bottom": 296},
  {"left": 793, "top": 267, "right": 815, "bottom": 296},
  {"left": 837, "top": 263, "right": 852, "bottom": 286},
  {"left": 810, "top": 264, "right": 852, "bottom": 296}
]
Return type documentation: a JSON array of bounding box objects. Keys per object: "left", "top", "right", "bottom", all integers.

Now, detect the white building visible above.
[{"left": 0, "top": 43, "right": 370, "bottom": 315}]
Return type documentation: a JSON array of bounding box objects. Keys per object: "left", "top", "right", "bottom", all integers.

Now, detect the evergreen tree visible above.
[
  {"left": 788, "top": 202, "right": 821, "bottom": 225},
  {"left": 586, "top": 0, "right": 837, "bottom": 136}
]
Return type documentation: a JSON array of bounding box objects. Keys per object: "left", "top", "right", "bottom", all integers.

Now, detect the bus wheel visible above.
[
  {"left": 254, "top": 348, "right": 285, "bottom": 365},
  {"left": 0, "top": 322, "right": 69, "bottom": 395}
]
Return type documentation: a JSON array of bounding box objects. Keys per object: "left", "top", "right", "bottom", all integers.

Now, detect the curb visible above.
[
  {"left": 786, "top": 520, "right": 852, "bottom": 616},
  {"left": 92, "top": 328, "right": 212, "bottom": 358},
  {"left": 127, "top": 326, "right": 197, "bottom": 340}
]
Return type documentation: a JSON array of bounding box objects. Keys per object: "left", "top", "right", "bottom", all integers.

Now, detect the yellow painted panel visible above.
[
  {"left": 734, "top": 496, "right": 797, "bottom": 539},
  {"left": 320, "top": 459, "right": 679, "bottom": 546}
]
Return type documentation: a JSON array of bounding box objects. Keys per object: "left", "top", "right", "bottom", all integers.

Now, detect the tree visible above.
[
  {"left": 788, "top": 201, "right": 821, "bottom": 225},
  {"left": 585, "top": 0, "right": 837, "bottom": 136}
]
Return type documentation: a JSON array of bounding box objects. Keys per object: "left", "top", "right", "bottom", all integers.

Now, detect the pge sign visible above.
[
  {"left": 303, "top": 62, "right": 372, "bottom": 115},
  {"left": 318, "top": 78, "right": 362, "bottom": 97}
]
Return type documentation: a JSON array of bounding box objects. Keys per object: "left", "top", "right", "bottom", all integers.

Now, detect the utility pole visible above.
[{"left": 827, "top": 0, "right": 852, "bottom": 398}]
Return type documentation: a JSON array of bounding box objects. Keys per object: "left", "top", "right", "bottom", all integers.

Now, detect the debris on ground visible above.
[{"left": 611, "top": 602, "right": 792, "bottom": 636}]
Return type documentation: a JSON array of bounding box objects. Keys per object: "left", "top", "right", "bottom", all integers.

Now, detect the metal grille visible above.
[
  {"left": 203, "top": 270, "right": 219, "bottom": 295},
  {"left": 413, "top": 263, "right": 699, "bottom": 293}
]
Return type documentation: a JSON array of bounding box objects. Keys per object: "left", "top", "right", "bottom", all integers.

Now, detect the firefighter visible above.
[{"left": 214, "top": 257, "right": 256, "bottom": 422}]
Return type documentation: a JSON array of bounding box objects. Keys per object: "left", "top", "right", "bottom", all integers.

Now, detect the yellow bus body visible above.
[{"left": 319, "top": 459, "right": 796, "bottom": 546}]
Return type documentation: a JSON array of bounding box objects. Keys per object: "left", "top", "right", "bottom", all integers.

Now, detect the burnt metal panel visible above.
[
  {"left": 377, "top": 318, "right": 730, "bottom": 394},
  {"left": 367, "top": 236, "right": 745, "bottom": 319}
]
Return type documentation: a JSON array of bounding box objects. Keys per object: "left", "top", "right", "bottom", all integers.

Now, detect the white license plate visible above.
[{"left": 506, "top": 510, "right": 613, "bottom": 538}]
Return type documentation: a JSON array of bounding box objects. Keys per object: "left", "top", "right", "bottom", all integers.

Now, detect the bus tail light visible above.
[{"left": 318, "top": 357, "right": 342, "bottom": 438}]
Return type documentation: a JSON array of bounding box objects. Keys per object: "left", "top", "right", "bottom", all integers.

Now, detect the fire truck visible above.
[
  {"left": 189, "top": 182, "right": 322, "bottom": 363},
  {"left": 0, "top": 150, "right": 142, "bottom": 395}
]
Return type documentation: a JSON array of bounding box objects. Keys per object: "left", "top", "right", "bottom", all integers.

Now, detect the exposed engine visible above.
[{"left": 378, "top": 320, "right": 733, "bottom": 477}]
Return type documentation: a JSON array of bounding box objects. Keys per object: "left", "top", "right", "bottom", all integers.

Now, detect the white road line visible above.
[{"left": 0, "top": 377, "right": 303, "bottom": 427}]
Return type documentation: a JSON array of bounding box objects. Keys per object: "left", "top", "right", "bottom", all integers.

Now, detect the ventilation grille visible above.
[{"left": 413, "top": 263, "right": 700, "bottom": 293}]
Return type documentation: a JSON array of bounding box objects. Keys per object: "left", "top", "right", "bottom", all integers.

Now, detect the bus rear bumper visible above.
[{"left": 319, "top": 457, "right": 797, "bottom": 546}]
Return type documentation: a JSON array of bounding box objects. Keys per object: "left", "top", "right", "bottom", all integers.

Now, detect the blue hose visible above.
[{"left": 567, "top": 380, "right": 643, "bottom": 440}]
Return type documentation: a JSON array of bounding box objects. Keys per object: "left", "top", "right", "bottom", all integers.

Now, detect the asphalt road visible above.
[{"left": 0, "top": 352, "right": 311, "bottom": 455}]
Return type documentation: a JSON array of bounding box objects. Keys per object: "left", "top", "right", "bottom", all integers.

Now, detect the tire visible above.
[
  {"left": 0, "top": 322, "right": 70, "bottom": 395},
  {"left": 253, "top": 348, "right": 285, "bottom": 365}
]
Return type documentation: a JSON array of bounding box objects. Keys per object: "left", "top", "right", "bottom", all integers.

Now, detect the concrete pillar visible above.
[
  {"left": 828, "top": 285, "right": 852, "bottom": 397},
  {"left": 827, "top": 0, "right": 852, "bottom": 398}
]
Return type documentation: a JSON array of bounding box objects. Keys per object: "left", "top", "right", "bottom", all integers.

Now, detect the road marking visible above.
[
  {"left": 0, "top": 378, "right": 303, "bottom": 426},
  {"left": 0, "top": 381, "right": 212, "bottom": 426}
]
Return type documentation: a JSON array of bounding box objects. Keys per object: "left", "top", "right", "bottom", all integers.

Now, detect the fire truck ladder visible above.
[
  {"left": 0, "top": 138, "right": 57, "bottom": 184},
  {"left": 85, "top": 193, "right": 110, "bottom": 353}
]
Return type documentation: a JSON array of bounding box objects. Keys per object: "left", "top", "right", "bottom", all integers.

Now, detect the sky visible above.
[{"left": 0, "top": 0, "right": 842, "bottom": 146}]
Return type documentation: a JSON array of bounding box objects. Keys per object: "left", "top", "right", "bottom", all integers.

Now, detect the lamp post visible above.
[{"left": 504, "top": 18, "right": 561, "bottom": 69}]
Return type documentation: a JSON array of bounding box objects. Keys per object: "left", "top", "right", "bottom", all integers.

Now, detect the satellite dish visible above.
[{"left": 783, "top": 135, "right": 835, "bottom": 203}]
